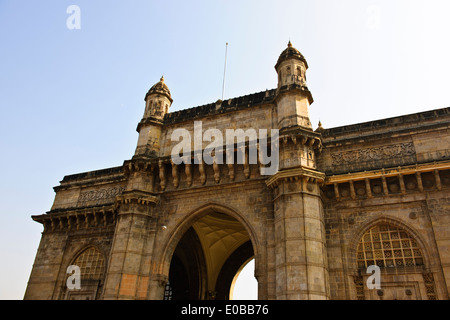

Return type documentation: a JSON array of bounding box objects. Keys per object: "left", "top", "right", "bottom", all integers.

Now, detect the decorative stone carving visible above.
[
  {"left": 78, "top": 186, "right": 125, "bottom": 203},
  {"left": 331, "top": 142, "right": 415, "bottom": 166},
  {"left": 115, "top": 190, "right": 159, "bottom": 218},
  {"left": 423, "top": 178, "right": 434, "bottom": 189},
  {"left": 406, "top": 181, "right": 417, "bottom": 190},
  {"left": 185, "top": 163, "right": 193, "bottom": 186},
  {"left": 356, "top": 187, "right": 366, "bottom": 196},
  {"left": 198, "top": 155, "right": 206, "bottom": 185},
  {"left": 340, "top": 188, "right": 350, "bottom": 197},
  {"left": 372, "top": 185, "right": 382, "bottom": 194},
  {"left": 159, "top": 160, "right": 166, "bottom": 191},
  {"left": 389, "top": 184, "right": 399, "bottom": 193},
  {"left": 213, "top": 161, "right": 220, "bottom": 183},
  {"left": 171, "top": 160, "right": 179, "bottom": 188}
]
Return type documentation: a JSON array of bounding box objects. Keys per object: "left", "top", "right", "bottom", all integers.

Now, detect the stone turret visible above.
[
  {"left": 135, "top": 76, "right": 173, "bottom": 157},
  {"left": 267, "top": 42, "right": 329, "bottom": 299},
  {"left": 275, "top": 41, "right": 313, "bottom": 130}
]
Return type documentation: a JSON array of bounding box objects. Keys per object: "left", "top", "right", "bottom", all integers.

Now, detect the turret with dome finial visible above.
[
  {"left": 316, "top": 121, "right": 325, "bottom": 133},
  {"left": 134, "top": 76, "right": 173, "bottom": 157},
  {"left": 274, "top": 41, "right": 314, "bottom": 130},
  {"left": 143, "top": 76, "right": 173, "bottom": 120},
  {"left": 275, "top": 41, "right": 310, "bottom": 91}
]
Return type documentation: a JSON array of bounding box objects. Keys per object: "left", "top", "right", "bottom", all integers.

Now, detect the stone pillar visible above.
[
  {"left": 24, "top": 232, "right": 69, "bottom": 299},
  {"left": 102, "top": 190, "right": 159, "bottom": 300},
  {"left": 267, "top": 168, "right": 329, "bottom": 300},
  {"left": 426, "top": 195, "right": 450, "bottom": 299},
  {"left": 147, "top": 274, "right": 169, "bottom": 300}
]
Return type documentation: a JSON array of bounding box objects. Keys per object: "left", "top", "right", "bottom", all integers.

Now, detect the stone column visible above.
[
  {"left": 102, "top": 190, "right": 159, "bottom": 300},
  {"left": 425, "top": 195, "right": 450, "bottom": 299},
  {"left": 147, "top": 274, "right": 169, "bottom": 300},
  {"left": 24, "top": 232, "right": 69, "bottom": 299},
  {"left": 267, "top": 168, "right": 329, "bottom": 300}
]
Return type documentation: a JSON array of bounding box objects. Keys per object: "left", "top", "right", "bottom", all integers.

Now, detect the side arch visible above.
[
  {"left": 69, "top": 244, "right": 107, "bottom": 265},
  {"left": 346, "top": 216, "right": 442, "bottom": 300},
  {"left": 61, "top": 244, "right": 107, "bottom": 300},
  {"left": 348, "top": 216, "right": 432, "bottom": 272}
]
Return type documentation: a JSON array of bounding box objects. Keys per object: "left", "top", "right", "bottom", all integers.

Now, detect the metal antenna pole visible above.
[{"left": 222, "top": 42, "right": 228, "bottom": 100}]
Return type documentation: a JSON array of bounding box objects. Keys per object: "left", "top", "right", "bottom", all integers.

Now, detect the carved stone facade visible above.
[{"left": 24, "top": 43, "right": 450, "bottom": 300}]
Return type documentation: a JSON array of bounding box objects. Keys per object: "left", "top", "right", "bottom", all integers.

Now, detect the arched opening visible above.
[
  {"left": 356, "top": 223, "right": 424, "bottom": 270},
  {"left": 164, "top": 210, "right": 256, "bottom": 300},
  {"left": 286, "top": 66, "right": 291, "bottom": 76},
  {"left": 64, "top": 246, "right": 106, "bottom": 300},
  {"left": 354, "top": 222, "right": 437, "bottom": 300}
]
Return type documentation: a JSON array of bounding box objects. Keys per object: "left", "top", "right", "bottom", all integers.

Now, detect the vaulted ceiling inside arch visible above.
[{"left": 191, "top": 212, "right": 250, "bottom": 290}]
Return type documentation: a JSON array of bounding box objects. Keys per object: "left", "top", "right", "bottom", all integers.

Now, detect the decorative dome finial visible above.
[
  {"left": 315, "top": 120, "right": 325, "bottom": 132},
  {"left": 144, "top": 76, "right": 172, "bottom": 103},
  {"left": 275, "top": 41, "right": 308, "bottom": 71}
]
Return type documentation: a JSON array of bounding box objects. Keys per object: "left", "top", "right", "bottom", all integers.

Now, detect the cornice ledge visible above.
[
  {"left": 115, "top": 190, "right": 159, "bottom": 206},
  {"left": 265, "top": 167, "right": 326, "bottom": 189}
]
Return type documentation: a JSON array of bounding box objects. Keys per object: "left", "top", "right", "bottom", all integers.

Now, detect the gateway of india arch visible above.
[{"left": 25, "top": 42, "right": 450, "bottom": 300}]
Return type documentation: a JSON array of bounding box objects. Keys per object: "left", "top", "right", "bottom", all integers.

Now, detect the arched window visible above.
[
  {"left": 286, "top": 66, "right": 291, "bottom": 76},
  {"left": 356, "top": 223, "right": 424, "bottom": 270},
  {"left": 72, "top": 246, "right": 105, "bottom": 281},
  {"left": 149, "top": 101, "right": 155, "bottom": 116}
]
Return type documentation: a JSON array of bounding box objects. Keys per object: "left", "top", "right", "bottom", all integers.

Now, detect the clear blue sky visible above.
[{"left": 0, "top": 0, "right": 449, "bottom": 300}]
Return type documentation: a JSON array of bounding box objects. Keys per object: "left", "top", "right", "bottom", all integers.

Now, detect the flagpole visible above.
[{"left": 222, "top": 42, "right": 228, "bottom": 100}]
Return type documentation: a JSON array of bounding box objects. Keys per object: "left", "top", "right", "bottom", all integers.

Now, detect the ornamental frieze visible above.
[
  {"left": 331, "top": 142, "right": 415, "bottom": 166},
  {"left": 78, "top": 186, "right": 125, "bottom": 204}
]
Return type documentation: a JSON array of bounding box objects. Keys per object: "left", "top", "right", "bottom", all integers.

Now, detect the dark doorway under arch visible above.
[
  {"left": 165, "top": 211, "right": 256, "bottom": 300},
  {"left": 166, "top": 227, "right": 207, "bottom": 300}
]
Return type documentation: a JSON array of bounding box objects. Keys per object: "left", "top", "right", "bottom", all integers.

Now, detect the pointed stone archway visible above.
[{"left": 157, "top": 204, "right": 259, "bottom": 300}]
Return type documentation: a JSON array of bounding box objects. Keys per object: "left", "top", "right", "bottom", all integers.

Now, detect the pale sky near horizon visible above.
[{"left": 0, "top": 0, "right": 449, "bottom": 300}]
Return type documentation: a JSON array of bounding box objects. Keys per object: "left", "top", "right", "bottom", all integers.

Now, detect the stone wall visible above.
[{"left": 24, "top": 104, "right": 450, "bottom": 300}]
